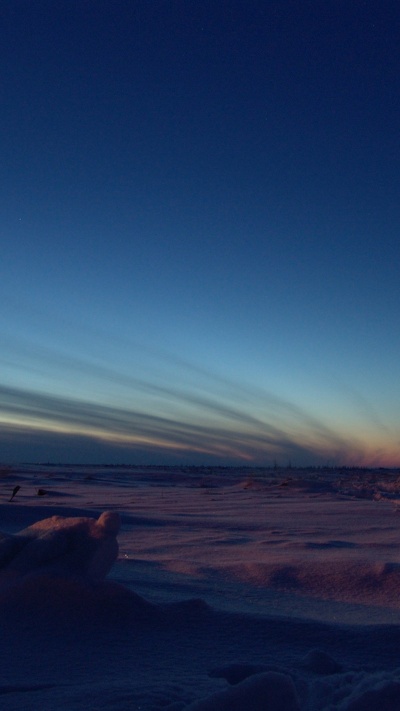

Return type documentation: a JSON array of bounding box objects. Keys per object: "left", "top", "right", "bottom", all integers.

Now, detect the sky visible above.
[{"left": 1, "top": 0, "right": 400, "bottom": 467}]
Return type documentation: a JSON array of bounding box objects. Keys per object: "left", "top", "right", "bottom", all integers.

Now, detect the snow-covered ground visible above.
[{"left": 1, "top": 464, "right": 400, "bottom": 710}]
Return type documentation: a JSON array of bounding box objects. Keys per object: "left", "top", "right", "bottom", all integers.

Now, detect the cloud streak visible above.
[
  {"left": 0, "top": 331, "right": 394, "bottom": 466},
  {"left": 0, "top": 379, "right": 372, "bottom": 466}
]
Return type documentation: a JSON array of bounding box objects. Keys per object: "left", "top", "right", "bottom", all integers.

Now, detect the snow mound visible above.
[
  {"left": 183, "top": 671, "right": 300, "bottom": 710},
  {"left": 0, "top": 511, "right": 162, "bottom": 630},
  {"left": 341, "top": 679, "right": 400, "bottom": 711},
  {"left": 209, "top": 662, "right": 271, "bottom": 685},
  {"left": 301, "top": 648, "right": 343, "bottom": 675},
  {"left": 0, "top": 511, "right": 120, "bottom": 590}
]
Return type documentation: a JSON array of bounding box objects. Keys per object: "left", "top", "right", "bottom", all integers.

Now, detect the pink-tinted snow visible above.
[{"left": 1, "top": 464, "right": 400, "bottom": 710}]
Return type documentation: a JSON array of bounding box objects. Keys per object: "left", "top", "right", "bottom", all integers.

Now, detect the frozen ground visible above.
[{"left": 1, "top": 464, "right": 400, "bottom": 710}]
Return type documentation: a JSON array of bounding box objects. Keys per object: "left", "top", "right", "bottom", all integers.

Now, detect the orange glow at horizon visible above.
[{"left": 1, "top": 415, "right": 399, "bottom": 468}]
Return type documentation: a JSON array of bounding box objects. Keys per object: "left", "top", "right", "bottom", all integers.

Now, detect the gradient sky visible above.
[{"left": 1, "top": 0, "right": 400, "bottom": 466}]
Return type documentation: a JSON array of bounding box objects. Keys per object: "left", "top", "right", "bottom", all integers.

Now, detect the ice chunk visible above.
[{"left": 0, "top": 511, "right": 120, "bottom": 587}]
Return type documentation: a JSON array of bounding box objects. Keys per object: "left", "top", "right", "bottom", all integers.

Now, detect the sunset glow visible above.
[{"left": 1, "top": 2, "right": 399, "bottom": 467}]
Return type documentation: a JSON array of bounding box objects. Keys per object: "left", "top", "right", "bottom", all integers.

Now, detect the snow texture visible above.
[{"left": 1, "top": 464, "right": 400, "bottom": 710}]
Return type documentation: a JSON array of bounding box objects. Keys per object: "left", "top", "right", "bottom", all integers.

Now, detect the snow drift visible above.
[{"left": 1, "top": 465, "right": 400, "bottom": 710}]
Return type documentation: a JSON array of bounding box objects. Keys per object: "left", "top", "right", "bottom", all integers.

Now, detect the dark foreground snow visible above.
[{"left": 1, "top": 465, "right": 400, "bottom": 710}]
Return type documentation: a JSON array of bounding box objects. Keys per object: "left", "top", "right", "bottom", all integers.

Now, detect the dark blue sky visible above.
[{"left": 1, "top": 1, "right": 400, "bottom": 465}]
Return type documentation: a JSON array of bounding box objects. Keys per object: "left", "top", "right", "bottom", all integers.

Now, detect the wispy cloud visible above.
[
  {"left": 0, "top": 329, "right": 391, "bottom": 465},
  {"left": 0, "top": 377, "right": 367, "bottom": 466}
]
